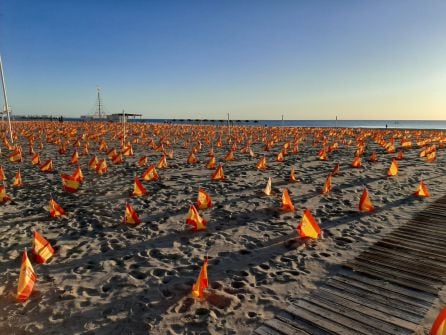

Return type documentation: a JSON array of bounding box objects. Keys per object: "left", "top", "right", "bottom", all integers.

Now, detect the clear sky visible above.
[{"left": 1, "top": 0, "right": 445, "bottom": 120}]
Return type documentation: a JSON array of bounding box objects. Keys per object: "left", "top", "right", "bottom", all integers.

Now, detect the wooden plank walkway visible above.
[{"left": 254, "top": 195, "right": 446, "bottom": 335}]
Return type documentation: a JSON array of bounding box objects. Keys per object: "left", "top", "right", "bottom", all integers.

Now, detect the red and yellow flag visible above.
[
  {"left": 297, "top": 209, "right": 321, "bottom": 239},
  {"left": 132, "top": 177, "right": 147, "bottom": 196},
  {"left": 192, "top": 257, "right": 208, "bottom": 299},
  {"left": 0, "top": 184, "right": 11, "bottom": 203},
  {"left": 157, "top": 155, "right": 168, "bottom": 169},
  {"left": 138, "top": 156, "right": 148, "bottom": 167},
  {"left": 290, "top": 166, "right": 297, "bottom": 182},
  {"left": 12, "top": 170, "right": 22, "bottom": 187},
  {"left": 111, "top": 153, "right": 124, "bottom": 164},
  {"left": 71, "top": 150, "right": 79, "bottom": 164},
  {"left": 0, "top": 166, "right": 6, "bottom": 180},
  {"left": 387, "top": 158, "right": 398, "bottom": 176},
  {"left": 414, "top": 180, "right": 430, "bottom": 197},
  {"left": 426, "top": 150, "right": 437, "bottom": 163},
  {"left": 211, "top": 164, "right": 225, "bottom": 181},
  {"left": 276, "top": 150, "right": 284, "bottom": 162},
  {"left": 322, "top": 173, "right": 332, "bottom": 194},
  {"left": 49, "top": 198, "right": 65, "bottom": 217},
  {"left": 89, "top": 155, "right": 99, "bottom": 170},
  {"left": 256, "top": 156, "right": 267, "bottom": 170},
  {"left": 359, "top": 188, "right": 374, "bottom": 212},
  {"left": 332, "top": 162, "right": 340, "bottom": 175},
  {"left": 351, "top": 156, "right": 362, "bottom": 168},
  {"left": 31, "top": 153, "right": 41, "bottom": 165},
  {"left": 368, "top": 151, "right": 378, "bottom": 162},
  {"left": 124, "top": 203, "right": 140, "bottom": 224},
  {"left": 206, "top": 156, "right": 216, "bottom": 169},
  {"left": 263, "top": 177, "right": 272, "bottom": 196},
  {"left": 72, "top": 166, "right": 84, "bottom": 182},
  {"left": 9, "top": 148, "right": 22, "bottom": 163},
  {"left": 196, "top": 188, "right": 212, "bottom": 209},
  {"left": 224, "top": 150, "right": 235, "bottom": 161},
  {"left": 96, "top": 159, "right": 108, "bottom": 175},
  {"left": 17, "top": 249, "right": 36, "bottom": 302},
  {"left": 62, "top": 174, "right": 80, "bottom": 192},
  {"left": 186, "top": 205, "right": 207, "bottom": 230},
  {"left": 281, "top": 188, "right": 295, "bottom": 212},
  {"left": 187, "top": 152, "right": 199, "bottom": 164},
  {"left": 141, "top": 165, "right": 159, "bottom": 181},
  {"left": 431, "top": 307, "right": 446, "bottom": 335},
  {"left": 32, "top": 231, "right": 54, "bottom": 264},
  {"left": 40, "top": 159, "right": 53, "bottom": 172}
]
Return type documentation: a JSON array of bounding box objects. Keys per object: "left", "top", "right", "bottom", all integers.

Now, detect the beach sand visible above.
[{"left": 0, "top": 122, "right": 445, "bottom": 334}]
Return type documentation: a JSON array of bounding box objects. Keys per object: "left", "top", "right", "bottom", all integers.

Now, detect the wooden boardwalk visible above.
[{"left": 255, "top": 195, "right": 446, "bottom": 335}]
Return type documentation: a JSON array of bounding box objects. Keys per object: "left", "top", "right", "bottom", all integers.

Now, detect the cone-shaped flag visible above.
[
  {"left": 297, "top": 209, "right": 321, "bottom": 239},
  {"left": 17, "top": 249, "right": 36, "bottom": 302},
  {"left": 72, "top": 166, "right": 84, "bottom": 182},
  {"left": 0, "top": 184, "right": 11, "bottom": 203},
  {"left": 32, "top": 231, "right": 54, "bottom": 264},
  {"left": 187, "top": 152, "right": 199, "bottom": 164},
  {"left": 206, "top": 156, "right": 216, "bottom": 169},
  {"left": 224, "top": 150, "right": 235, "bottom": 161},
  {"left": 414, "top": 180, "right": 430, "bottom": 197},
  {"left": 141, "top": 165, "right": 159, "bottom": 181},
  {"left": 124, "top": 203, "right": 140, "bottom": 224},
  {"left": 318, "top": 149, "right": 327, "bottom": 160},
  {"left": 396, "top": 151, "right": 404, "bottom": 160},
  {"left": 427, "top": 150, "right": 437, "bottom": 163},
  {"left": 211, "top": 164, "right": 225, "bottom": 181},
  {"left": 332, "top": 162, "right": 340, "bottom": 175},
  {"left": 89, "top": 155, "right": 99, "bottom": 170},
  {"left": 196, "top": 188, "right": 212, "bottom": 209},
  {"left": 132, "top": 177, "right": 147, "bottom": 196},
  {"left": 71, "top": 150, "right": 79, "bottom": 164},
  {"left": 387, "top": 159, "right": 398, "bottom": 176},
  {"left": 138, "top": 156, "right": 148, "bottom": 167},
  {"left": 359, "top": 188, "right": 374, "bottom": 212},
  {"left": 290, "top": 166, "right": 297, "bottom": 182},
  {"left": 40, "top": 159, "right": 53, "bottom": 172},
  {"left": 49, "top": 198, "right": 65, "bottom": 217},
  {"left": 322, "top": 173, "right": 332, "bottom": 194},
  {"left": 256, "top": 156, "right": 267, "bottom": 170},
  {"left": 9, "top": 148, "right": 22, "bottom": 163},
  {"left": 31, "top": 153, "right": 41, "bottom": 165},
  {"left": 276, "top": 150, "right": 284, "bottom": 162},
  {"left": 12, "top": 170, "right": 23, "bottom": 187},
  {"left": 186, "top": 205, "right": 207, "bottom": 231},
  {"left": 111, "top": 153, "right": 124, "bottom": 164},
  {"left": 351, "top": 157, "right": 361, "bottom": 168},
  {"left": 368, "top": 151, "right": 378, "bottom": 162},
  {"left": 96, "top": 159, "right": 108, "bottom": 175},
  {"left": 192, "top": 257, "right": 208, "bottom": 299},
  {"left": 431, "top": 307, "right": 446, "bottom": 335},
  {"left": 263, "top": 177, "right": 272, "bottom": 196},
  {"left": 157, "top": 155, "right": 168, "bottom": 169},
  {"left": 0, "top": 166, "right": 6, "bottom": 180},
  {"left": 281, "top": 188, "right": 295, "bottom": 212},
  {"left": 62, "top": 174, "right": 80, "bottom": 192}
]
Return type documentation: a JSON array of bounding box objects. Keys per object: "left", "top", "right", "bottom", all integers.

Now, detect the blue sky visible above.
[{"left": 1, "top": 0, "right": 445, "bottom": 119}]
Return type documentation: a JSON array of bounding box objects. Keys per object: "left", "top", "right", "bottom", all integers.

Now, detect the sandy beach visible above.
[{"left": 0, "top": 121, "right": 445, "bottom": 334}]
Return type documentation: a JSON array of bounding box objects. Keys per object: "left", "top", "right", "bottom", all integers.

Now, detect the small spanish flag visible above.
[
  {"left": 256, "top": 156, "right": 267, "bottom": 170},
  {"left": 297, "top": 209, "right": 321, "bottom": 239},
  {"left": 72, "top": 166, "right": 84, "bottom": 182},
  {"left": 96, "top": 159, "right": 108, "bottom": 175},
  {"left": 9, "top": 148, "right": 22, "bottom": 163},
  {"left": 351, "top": 156, "right": 361, "bottom": 168},
  {"left": 290, "top": 166, "right": 297, "bottom": 182},
  {"left": 32, "top": 231, "right": 55, "bottom": 264},
  {"left": 211, "top": 164, "right": 225, "bottom": 181},
  {"left": 17, "top": 249, "right": 36, "bottom": 302},
  {"left": 40, "top": 159, "right": 53, "bottom": 172},
  {"left": 31, "top": 153, "right": 41, "bottom": 165},
  {"left": 322, "top": 173, "right": 331, "bottom": 194},
  {"left": 138, "top": 156, "right": 148, "bottom": 167},
  {"left": 281, "top": 188, "right": 295, "bottom": 212},
  {"left": 192, "top": 257, "right": 209, "bottom": 299},
  {"left": 414, "top": 179, "right": 430, "bottom": 197},
  {"left": 141, "top": 165, "right": 159, "bottom": 181},
  {"left": 332, "top": 162, "right": 340, "bottom": 175},
  {"left": 387, "top": 158, "right": 398, "bottom": 176},
  {"left": 224, "top": 150, "right": 235, "bottom": 161},
  {"left": 124, "top": 203, "right": 140, "bottom": 224},
  {"left": 132, "top": 177, "right": 147, "bottom": 196},
  {"left": 0, "top": 166, "right": 6, "bottom": 181},
  {"left": 276, "top": 150, "right": 284, "bottom": 162},
  {"left": 0, "top": 184, "right": 11, "bottom": 203},
  {"left": 111, "top": 153, "right": 124, "bottom": 164},
  {"left": 196, "top": 188, "right": 212, "bottom": 209},
  {"left": 206, "top": 156, "right": 216, "bottom": 169},
  {"left": 12, "top": 170, "right": 23, "bottom": 187},
  {"left": 62, "top": 174, "right": 80, "bottom": 192},
  {"left": 49, "top": 198, "right": 65, "bottom": 217},
  {"left": 431, "top": 307, "right": 446, "bottom": 335},
  {"left": 186, "top": 205, "right": 207, "bottom": 231},
  {"left": 71, "top": 150, "right": 79, "bottom": 164},
  {"left": 368, "top": 151, "right": 378, "bottom": 162},
  {"left": 263, "top": 177, "right": 272, "bottom": 196},
  {"left": 89, "top": 155, "right": 99, "bottom": 170},
  {"left": 187, "top": 152, "right": 199, "bottom": 164},
  {"left": 359, "top": 188, "right": 374, "bottom": 212},
  {"left": 157, "top": 155, "right": 168, "bottom": 169}
]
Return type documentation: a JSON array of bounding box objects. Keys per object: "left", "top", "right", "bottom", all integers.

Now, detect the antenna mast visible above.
[{"left": 0, "top": 53, "right": 14, "bottom": 144}]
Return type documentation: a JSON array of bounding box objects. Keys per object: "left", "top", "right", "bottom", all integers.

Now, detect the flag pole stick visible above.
[{"left": 0, "top": 53, "right": 14, "bottom": 144}]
